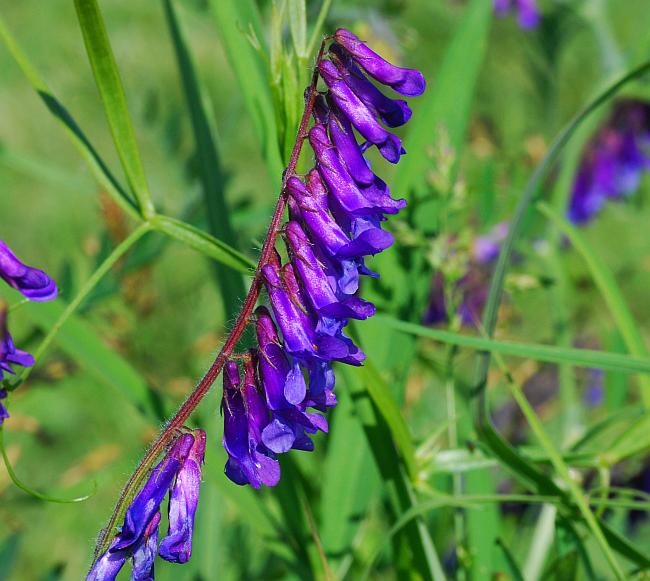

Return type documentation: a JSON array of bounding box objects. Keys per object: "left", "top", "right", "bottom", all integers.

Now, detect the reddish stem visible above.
[{"left": 93, "top": 39, "right": 328, "bottom": 560}]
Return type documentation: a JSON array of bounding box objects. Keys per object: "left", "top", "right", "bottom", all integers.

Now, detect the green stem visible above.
[
  {"left": 492, "top": 351, "right": 625, "bottom": 581},
  {"left": 0, "top": 428, "right": 95, "bottom": 503},
  {"left": 18, "top": 222, "right": 151, "bottom": 385}
]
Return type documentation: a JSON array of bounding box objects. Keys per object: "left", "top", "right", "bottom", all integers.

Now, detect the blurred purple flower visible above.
[
  {"left": 494, "top": 0, "right": 540, "bottom": 29},
  {"left": 89, "top": 430, "right": 205, "bottom": 580},
  {"left": 0, "top": 240, "right": 58, "bottom": 302},
  {"left": 568, "top": 100, "right": 650, "bottom": 224},
  {"left": 584, "top": 368, "right": 604, "bottom": 407},
  {"left": 0, "top": 307, "right": 35, "bottom": 386}
]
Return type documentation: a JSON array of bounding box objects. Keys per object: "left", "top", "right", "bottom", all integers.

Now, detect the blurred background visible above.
[{"left": 2, "top": 0, "right": 650, "bottom": 579}]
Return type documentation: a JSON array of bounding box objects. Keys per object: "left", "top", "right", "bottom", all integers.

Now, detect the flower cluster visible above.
[
  {"left": 493, "top": 0, "right": 540, "bottom": 30},
  {"left": 220, "top": 28, "right": 425, "bottom": 488},
  {"left": 0, "top": 240, "right": 58, "bottom": 422},
  {"left": 424, "top": 222, "right": 508, "bottom": 327},
  {"left": 568, "top": 100, "right": 650, "bottom": 224},
  {"left": 89, "top": 429, "right": 206, "bottom": 580}
]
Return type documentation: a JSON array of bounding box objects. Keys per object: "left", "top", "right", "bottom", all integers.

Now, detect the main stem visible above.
[{"left": 94, "top": 39, "right": 328, "bottom": 560}]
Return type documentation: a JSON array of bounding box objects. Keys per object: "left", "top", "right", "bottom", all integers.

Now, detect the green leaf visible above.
[
  {"left": 74, "top": 0, "right": 155, "bottom": 217},
  {"left": 393, "top": 0, "right": 492, "bottom": 197},
  {"left": 378, "top": 315, "right": 650, "bottom": 377},
  {"left": 538, "top": 202, "right": 650, "bottom": 407},
  {"left": 152, "top": 214, "right": 256, "bottom": 274},
  {"left": 288, "top": 0, "right": 307, "bottom": 59},
  {"left": 19, "top": 300, "right": 154, "bottom": 419},
  {"left": 163, "top": 0, "right": 246, "bottom": 318},
  {"left": 210, "top": 0, "right": 284, "bottom": 185},
  {"left": 0, "top": 14, "right": 138, "bottom": 220}
]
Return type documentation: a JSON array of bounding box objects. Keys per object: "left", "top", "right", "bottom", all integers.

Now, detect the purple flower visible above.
[
  {"left": 568, "top": 100, "right": 650, "bottom": 224},
  {"left": 0, "top": 389, "right": 9, "bottom": 424},
  {"left": 222, "top": 359, "right": 281, "bottom": 488},
  {"left": 158, "top": 430, "right": 206, "bottom": 563},
  {"left": 0, "top": 308, "right": 35, "bottom": 385},
  {"left": 219, "top": 27, "right": 424, "bottom": 489},
  {"left": 333, "top": 29, "right": 426, "bottom": 97},
  {"left": 88, "top": 430, "right": 205, "bottom": 580},
  {"left": 0, "top": 240, "right": 58, "bottom": 302},
  {"left": 494, "top": 0, "right": 540, "bottom": 30}
]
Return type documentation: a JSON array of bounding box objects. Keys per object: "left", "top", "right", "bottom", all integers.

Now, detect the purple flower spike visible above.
[
  {"left": 330, "top": 44, "right": 412, "bottom": 128},
  {"left": 333, "top": 29, "right": 426, "bottom": 97},
  {"left": 0, "top": 240, "right": 58, "bottom": 302},
  {"left": 318, "top": 61, "right": 403, "bottom": 163},
  {"left": 0, "top": 307, "right": 35, "bottom": 385},
  {"left": 0, "top": 390, "right": 9, "bottom": 424},
  {"left": 159, "top": 429, "right": 206, "bottom": 564},
  {"left": 131, "top": 512, "right": 160, "bottom": 581},
  {"left": 222, "top": 360, "right": 280, "bottom": 489},
  {"left": 285, "top": 221, "right": 375, "bottom": 320}
]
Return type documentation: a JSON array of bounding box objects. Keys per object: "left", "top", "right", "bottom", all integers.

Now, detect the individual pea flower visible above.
[
  {"left": 0, "top": 240, "right": 58, "bottom": 302},
  {"left": 221, "top": 358, "right": 280, "bottom": 489},
  {"left": 493, "top": 0, "right": 540, "bottom": 30},
  {"left": 568, "top": 100, "right": 650, "bottom": 225},
  {"left": 88, "top": 429, "right": 205, "bottom": 580},
  {"left": 0, "top": 305, "right": 35, "bottom": 386}
]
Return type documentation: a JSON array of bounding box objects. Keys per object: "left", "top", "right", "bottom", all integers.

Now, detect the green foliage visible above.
[{"left": 2, "top": 0, "right": 650, "bottom": 580}]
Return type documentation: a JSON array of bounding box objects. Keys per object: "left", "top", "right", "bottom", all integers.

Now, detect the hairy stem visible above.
[{"left": 93, "top": 38, "right": 328, "bottom": 562}]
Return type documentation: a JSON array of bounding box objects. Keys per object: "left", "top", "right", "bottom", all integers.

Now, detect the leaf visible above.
[
  {"left": 288, "top": 0, "right": 307, "bottom": 59},
  {"left": 74, "top": 0, "right": 155, "bottom": 217},
  {"left": 210, "top": 0, "right": 284, "bottom": 185},
  {"left": 19, "top": 300, "right": 155, "bottom": 419},
  {"left": 163, "top": 0, "right": 246, "bottom": 318},
  {"left": 378, "top": 315, "right": 650, "bottom": 377},
  {"left": 393, "top": 0, "right": 492, "bottom": 197},
  {"left": 0, "top": 14, "right": 138, "bottom": 220},
  {"left": 152, "top": 214, "right": 256, "bottom": 274}
]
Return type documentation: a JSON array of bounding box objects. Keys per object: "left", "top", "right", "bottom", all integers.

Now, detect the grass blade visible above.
[
  {"left": 210, "top": 0, "right": 284, "bottom": 184},
  {"left": 0, "top": 14, "right": 138, "bottom": 220},
  {"left": 74, "top": 0, "right": 155, "bottom": 217},
  {"left": 163, "top": 0, "right": 245, "bottom": 318},
  {"left": 378, "top": 315, "right": 650, "bottom": 377},
  {"left": 152, "top": 214, "right": 256, "bottom": 274}
]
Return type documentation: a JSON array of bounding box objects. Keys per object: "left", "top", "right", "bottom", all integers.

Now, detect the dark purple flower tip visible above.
[
  {"left": 317, "top": 61, "right": 403, "bottom": 163},
  {"left": 312, "top": 94, "right": 330, "bottom": 125},
  {"left": 0, "top": 308, "right": 35, "bottom": 384},
  {"left": 285, "top": 221, "right": 375, "bottom": 320},
  {"left": 333, "top": 29, "right": 426, "bottom": 97},
  {"left": 328, "top": 107, "right": 375, "bottom": 185},
  {"left": 262, "top": 408, "right": 328, "bottom": 454},
  {"left": 158, "top": 429, "right": 206, "bottom": 564},
  {"left": 0, "top": 240, "right": 58, "bottom": 302},
  {"left": 113, "top": 433, "right": 195, "bottom": 551},
  {"left": 131, "top": 511, "right": 160, "bottom": 581},
  {"left": 329, "top": 44, "right": 412, "bottom": 128},
  {"left": 358, "top": 174, "right": 407, "bottom": 215}
]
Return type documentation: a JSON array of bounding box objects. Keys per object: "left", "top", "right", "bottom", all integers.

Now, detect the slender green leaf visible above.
[
  {"left": 210, "top": 0, "right": 284, "bottom": 184},
  {"left": 539, "top": 202, "right": 650, "bottom": 407},
  {"left": 163, "top": 0, "right": 245, "bottom": 318},
  {"left": 152, "top": 215, "right": 256, "bottom": 274},
  {"left": 74, "top": 0, "right": 155, "bottom": 217},
  {"left": 0, "top": 14, "right": 138, "bottom": 220},
  {"left": 393, "top": 0, "right": 492, "bottom": 196},
  {"left": 288, "top": 0, "right": 307, "bottom": 59},
  {"left": 378, "top": 314, "right": 650, "bottom": 377}
]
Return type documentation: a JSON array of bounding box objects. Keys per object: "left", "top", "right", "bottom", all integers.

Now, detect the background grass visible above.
[{"left": 2, "top": 0, "right": 650, "bottom": 579}]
